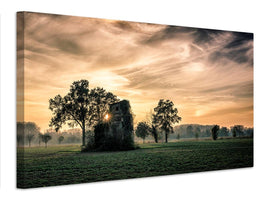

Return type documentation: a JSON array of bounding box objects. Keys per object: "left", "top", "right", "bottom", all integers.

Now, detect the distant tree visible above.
[
  {"left": 186, "top": 125, "right": 193, "bottom": 138},
  {"left": 42, "top": 133, "right": 52, "bottom": 148},
  {"left": 26, "top": 134, "right": 35, "bottom": 147},
  {"left": 231, "top": 125, "right": 244, "bottom": 137},
  {"left": 245, "top": 127, "right": 253, "bottom": 137},
  {"left": 153, "top": 99, "right": 182, "bottom": 143},
  {"left": 17, "top": 134, "right": 24, "bottom": 147},
  {"left": 211, "top": 125, "right": 220, "bottom": 140},
  {"left": 17, "top": 122, "right": 25, "bottom": 147},
  {"left": 38, "top": 133, "right": 43, "bottom": 146},
  {"left": 25, "top": 122, "right": 40, "bottom": 147},
  {"left": 135, "top": 122, "right": 151, "bottom": 143},
  {"left": 195, "top": 127, "right": 201, "bottom": 140},
  {"left": 177, "top": 133, "right": 180, "bottom": 140},
  {"left": 219, "top": 127, "right": 229, "bottom": 137},
  {"left": 66, "top": 135, "right": 81, "bottom": 143},
  {"left": 58, "top": 135, "right": 64, "bottom": 144},
  {"left": 205, "top": 128, "right": 210, "bottom": 137}
]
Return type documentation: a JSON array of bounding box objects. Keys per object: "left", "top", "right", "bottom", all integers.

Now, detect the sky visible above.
[{"left": 17, "top": 12, "right": 253, "bottom": 132}]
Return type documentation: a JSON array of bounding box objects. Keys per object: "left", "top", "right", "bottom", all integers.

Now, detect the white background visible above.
[{"left": 1, "top": 0, "right": 267, "bottom": 199}]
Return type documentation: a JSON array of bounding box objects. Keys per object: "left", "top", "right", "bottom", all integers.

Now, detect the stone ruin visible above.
[{"left": 94, "top": 100, "right": 134, "bottom": 150}]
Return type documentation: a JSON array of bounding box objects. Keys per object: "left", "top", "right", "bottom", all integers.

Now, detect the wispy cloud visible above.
[{"left": 18, "top": 12, "right": 253, "bottom": 130}]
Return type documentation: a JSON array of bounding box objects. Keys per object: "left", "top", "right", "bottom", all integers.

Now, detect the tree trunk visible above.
[
  {"left": 143, "top": 138, "right": 145, "bottom": 144},
  {"left": 45, "top": 142, "right": 47, "bottom": 148},
  {"left": 165, "top": 132, "right": 168, "bottom": 143},
  {"left": 82, "top": 121, "right": 86, "bottom": 146}
]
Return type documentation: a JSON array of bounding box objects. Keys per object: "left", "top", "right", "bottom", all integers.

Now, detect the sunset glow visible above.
[
  {"left": 17, "top": 12, "right": 253, "bottom": 131},
  {"left": 105, "top": 114, "right": 109, "bottom": 120}
]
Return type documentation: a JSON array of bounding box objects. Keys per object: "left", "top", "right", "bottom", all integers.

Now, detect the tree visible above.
[
  {"left": 17, "top": 122, "right": 25, "bottom": 147},
  {"left": 195, "top": 127, "right": 201, "bottom": 140},
  {"left": 151, "top": 125, "right": 158, "bottom": 143},
  {"left": 153, "top": 99, "right": 182, "bottom": 143},
  {"left": 38, "top": 133, "right": 43, "bottom": 146},
  {"left": 49, "top": 80, "right": 91, "bottom": 146},
  {"left": 211, "top": 125, "right": 220, "bottom": 140},
  {"left": 26, "top": 134, "right": 35, "bottom": 147},
  {"left": 25, "top": 122, "right": 40, "bottom": 147},
  {"left": 49, "top": 80, "right": 118, "bottom": 147},
  {"left": 245, "top": 127, "right": 253, "bottom": 137},
  {"left": 219, "top": 127, "right": 229, "bottom": 137},
  {"left": 186, "top": 125, "right": 193, "bottom": 138},
  {"left": 42, "top": 133, "right": 52, "bottom": 148},
  {"left": 58, "top": 135, "right": 64, "bottom": 144},
  {"left": 135, "top": 122, "right": 151, "bottom": 143},
  {"left": 145, "top": 110, "right": 158, "bottom": 143},
  {"left": 89, "top": 87, "right": 119, "bottom": 123},
  {"left": 231, "top": 125, "right": 244, "bottom": 137}
]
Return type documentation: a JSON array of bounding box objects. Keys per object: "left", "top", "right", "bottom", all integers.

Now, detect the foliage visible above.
[
  {"left": 195, "top": 127, "right": 201, "bottom": 140},
  {"left": 89, "top": 87, "right": 119, "bottom": 123},
  {"left": 49, "top": 80, "right": 118, "bottom": 146},
  {"left": 231, "top": 125, "right": 245, "bottom": 137},
  {"left": 153, "top": 99, "right": 181, "bottom": 143},
  {"left": 211, "top": 125, "right": 220, "bottom": 140},
  {"left": 186, "top": 125, "right": 193, "bottom": 137},
  {"left": 42, "top": 133, "right": 52, "bottom": 148},
  {"left": 49, "top": 80, "right": 91, "bottom": 146},
  {"left": 17, "top": 122, "right": 25, "bottom": 146},
  {"left": 17, "top": 121, "right": 40, "bottom": 147},
  {"left": 219, "top": 127, "right": 230, "bottom": 137},
  {"left": 135, "top": 122, "right": 151, "bottom": 143},
  {"left": 58, "top": 136, "right": 64, "bottom": 144}
]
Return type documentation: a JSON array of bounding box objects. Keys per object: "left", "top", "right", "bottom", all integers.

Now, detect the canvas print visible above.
[{"left": 17, "top": 11, "right": 253, "bottom": 189}]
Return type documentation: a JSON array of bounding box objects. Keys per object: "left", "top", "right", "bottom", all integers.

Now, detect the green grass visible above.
[{"left": 17, "top": 138, "right": 253, "bottom": 188}]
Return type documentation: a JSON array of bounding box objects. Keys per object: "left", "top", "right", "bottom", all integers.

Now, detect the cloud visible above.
[{"left": 18, "top": 12, "right": 253, "bottom": 130}]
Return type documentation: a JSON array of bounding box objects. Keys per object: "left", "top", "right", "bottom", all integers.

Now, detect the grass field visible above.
[{"left": 17, "top": 138, "right": 253, "bottom": 188}]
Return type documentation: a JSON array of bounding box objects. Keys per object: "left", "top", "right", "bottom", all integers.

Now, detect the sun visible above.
[{"left": 105, "top": 114, "right": 109, "bottom": 120}]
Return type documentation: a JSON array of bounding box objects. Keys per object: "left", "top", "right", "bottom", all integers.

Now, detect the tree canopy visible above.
[
  {"left": 135, "top": 122, "right": 151, "bottom": 143},
  {"left": 49, "top": 80, "right": 118, "bottom": 146},
  {"left": 152, "top": 99, "right": 181, "bottom": 143}
]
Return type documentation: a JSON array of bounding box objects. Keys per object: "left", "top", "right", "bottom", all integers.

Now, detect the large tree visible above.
[
  {"left": 49, "top": 80, "right": 91, "bottom": 146},
  {"left": 153, "top": 99, "right": 182, "bottom": 143},
  {"left": 135, "top": 122, "right": 151, "bottom": 143},
  {"left": 49, "top": 80, "right": 118, "bottom": 146}
]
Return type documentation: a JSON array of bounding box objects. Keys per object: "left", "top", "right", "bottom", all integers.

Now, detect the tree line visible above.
[
  {"left": 17, "top": 122, "right": 83, "bottom": 147},
  {"left": 135, "top": 121, "right": 253, "bottom": 143}
]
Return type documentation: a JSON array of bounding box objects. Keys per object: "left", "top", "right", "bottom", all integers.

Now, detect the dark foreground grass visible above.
[{"left": 17, "top": 138, "right": 253, "bottom": 188}]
